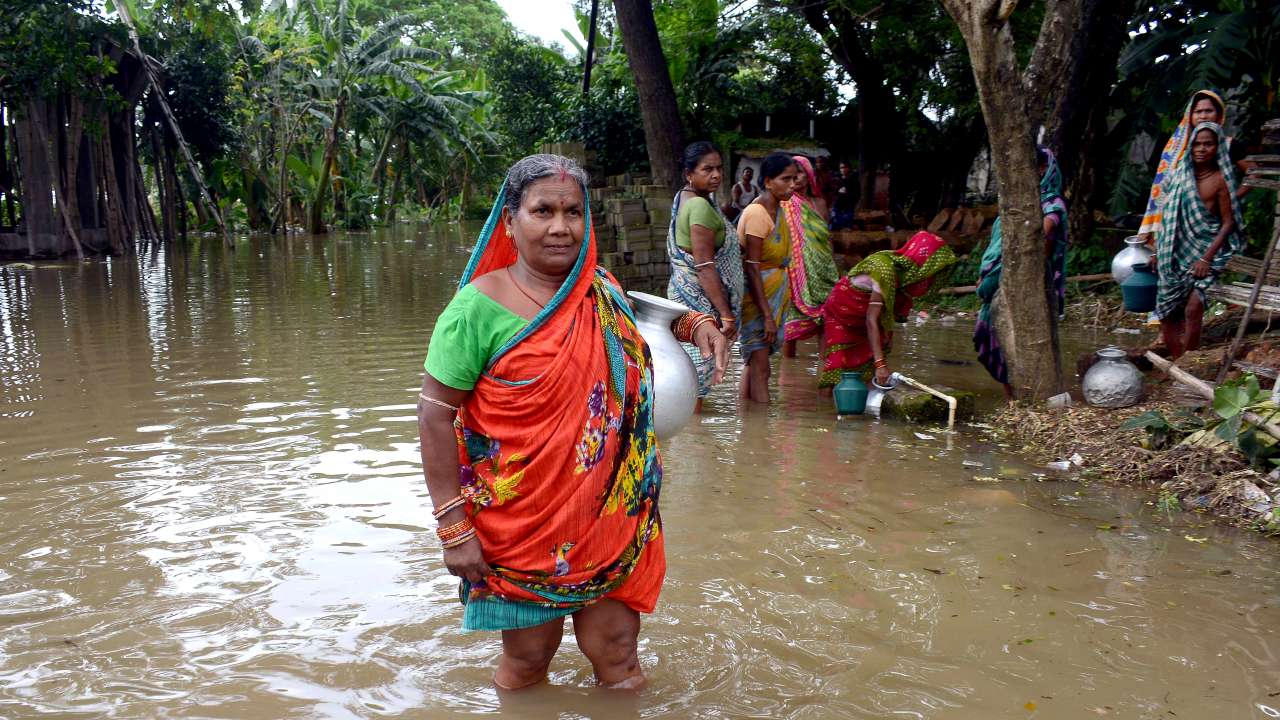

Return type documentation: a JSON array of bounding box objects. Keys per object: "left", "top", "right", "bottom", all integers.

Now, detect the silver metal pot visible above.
[
  {"left": 627, "top": 291, "right": 698, "bottom": 439},
  {"left": 1111, "top": 235, "right": 1154, "bottom": 285},
  {"left": 1081, "top": 346, "right": 1144, "bottom": 408}
]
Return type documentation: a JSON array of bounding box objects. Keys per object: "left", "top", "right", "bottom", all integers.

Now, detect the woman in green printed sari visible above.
[{"left": 782, "top": 155, "right": 840, "bottom": 358}]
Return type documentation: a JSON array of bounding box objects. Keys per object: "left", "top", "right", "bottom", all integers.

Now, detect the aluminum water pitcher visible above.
[
  {"left": 1111, "top": 235, "right": 1154, "bottom": 285},
  {"left": 1082, "top": 346, "right": 1144, "bottom": 408},
  {"left": 626, "top": 291, "right": 698, "bottom": 439}
]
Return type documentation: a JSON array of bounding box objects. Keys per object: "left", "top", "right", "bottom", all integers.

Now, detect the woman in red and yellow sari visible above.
[
  {"left": 819, "top": 231, "right": 956, "bottom": 388},
  {"left": 417, "top": 155, "right": 726, "bottom": 691}
]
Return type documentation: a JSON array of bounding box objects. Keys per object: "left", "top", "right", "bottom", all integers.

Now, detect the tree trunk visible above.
[
  {"left": 149, "top": 109, "right": 177, "bottom": 245},
  {"left": 613, "top": 0, "right": 685, "bottom": 191},
  {"left": 14, "top": 99, "right": 58, "bottom": 256},
  {"left": 76, "top": 133, "right": 98, "bottom": 231},
  {"left": 31, "top": 99, "right": 84, "bottom": 259},
  {"left": 940, "top": 0, "right": 1086, "bottom": 400},
  {"left": 273, "top": 117, "right": 292, "bottom": 235},
  {"left": 96, "top": 117, "right": 127, "bottom": 255},
  {"left": 58, "top": 95, "right": 86, "bottom": 250},
  {"left": 309, "top": 96, "right": 347, "bottom": 235},
  {"left": 115, "top": 0, "right": 230, "bottom": 247}
]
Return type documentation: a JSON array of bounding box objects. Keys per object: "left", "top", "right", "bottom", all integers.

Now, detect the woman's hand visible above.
[
  {"left": 443, "top": 535, "right": 492, "bottom": 584},
  {"left": 1148, "top": 253, "right": 1158, "bottom": 270},
  {"left": 874, "top": 363, "right": 892, "bottom": 387},
  {"left": 693, "top": 320, "right": 730, "bottom": 385},
  {"left": 1192, "top": 258, "right": 1212, "bottom": 279},
  {"left": 718, "top": 315, "right": 738, "bottom": 342},
  {"left": 763, "top": 317, "right": 778, "bottom": 345}
]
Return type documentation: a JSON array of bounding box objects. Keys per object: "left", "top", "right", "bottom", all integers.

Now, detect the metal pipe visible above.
[{"left": 891, "top": 372, "right": 958, "bottom": 429}]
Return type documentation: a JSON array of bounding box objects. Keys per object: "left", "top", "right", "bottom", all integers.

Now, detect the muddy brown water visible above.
[{"left": 2, "top": 225, "right": 1279, "bottom": 719}]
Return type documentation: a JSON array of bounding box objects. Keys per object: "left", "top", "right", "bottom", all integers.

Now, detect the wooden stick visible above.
[
  {"left": 1216, "top": 197, "right": 1280, "bottom": 383},
  {"left": 1145, "top": 351, "right": 1280, "bottom": 442},
  {"left": 941, "top": 272, "right": 1111, "bottom": 295}
]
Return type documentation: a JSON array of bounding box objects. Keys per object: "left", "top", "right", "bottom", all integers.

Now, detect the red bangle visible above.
[
  {"left": 437, "top": 518, "right": 473, "bottom": 542},
  {"left": 432, "top": 495, "right": 466, "bottom": 519},
  {"left": 441, "top": 528, "right": 477, "bottom": 549}
]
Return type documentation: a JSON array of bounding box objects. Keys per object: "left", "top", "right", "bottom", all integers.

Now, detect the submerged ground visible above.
[{"left": 1, "top": 224, "right": 1278, "bottom": 719}]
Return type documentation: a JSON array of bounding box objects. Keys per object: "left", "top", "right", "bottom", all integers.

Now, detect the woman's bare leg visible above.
[
  {"left": 572, "top": 599, "right": 644, "bottom": 689},
  {"left": 1184, "top": 292, "right": 1205, "bottom": 353},
  {"left": 747, "top": 349, "right": 771, "bottom": 403},
  {"left": 783, "top": 339, "right": 798, "bottom": 358},
  {"left": 495, "top": 617, "right": 565, "bottom": 690},
  {"left": 1160, "top": 311, "right": 1186, "bottom": 360}
]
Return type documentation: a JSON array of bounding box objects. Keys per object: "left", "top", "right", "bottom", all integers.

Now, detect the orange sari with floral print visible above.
[{"left": 451, "top": 182, "right": 664, "bottom": 629}]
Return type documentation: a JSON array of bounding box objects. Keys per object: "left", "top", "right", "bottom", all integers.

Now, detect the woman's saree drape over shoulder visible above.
[{"left": 450, "top": 184, "right": 665, "bottom": 629}]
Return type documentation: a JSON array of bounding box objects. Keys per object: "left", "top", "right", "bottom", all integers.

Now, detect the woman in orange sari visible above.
[{"left": 417, "top": 155, "right": 726, "bottom": 690}]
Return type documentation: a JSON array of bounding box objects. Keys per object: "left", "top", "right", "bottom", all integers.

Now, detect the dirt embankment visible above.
[{"left": 990, "top": 307, "right": 1280, "bottom": 535}]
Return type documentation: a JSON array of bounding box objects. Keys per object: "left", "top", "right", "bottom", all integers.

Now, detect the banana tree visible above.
[{"left": 296, "top": 0, "right": 438, "bottom": 233}]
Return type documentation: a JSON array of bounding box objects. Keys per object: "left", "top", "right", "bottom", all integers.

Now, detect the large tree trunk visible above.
[
  {"left": 613, "top": 0, "right": 685, "bottom": 191},
  {"left": 940, "top": 0, "right": 1087, "bottom": 400},
  {"left": 14, "top": 100, "right": 58, "bottom": 256},
  {"left": 96, "top": 114, "right": 128, "bottom": 255},
  {"left": 31, "top": 99, "right": 84, "bottom": 259}
]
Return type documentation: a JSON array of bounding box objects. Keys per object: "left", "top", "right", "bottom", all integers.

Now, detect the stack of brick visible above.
[{"left": 590, "top": 174, "right": 675, "bottom": 294}]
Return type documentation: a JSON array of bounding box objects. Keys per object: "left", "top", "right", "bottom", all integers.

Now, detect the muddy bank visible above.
[{"left": 990, "top": 338, "right": 1280, "bottom": 534}]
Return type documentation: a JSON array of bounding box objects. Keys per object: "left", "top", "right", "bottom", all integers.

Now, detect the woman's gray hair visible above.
[{"left": 503, "top": 154, "right": 590, "bottom": 215}]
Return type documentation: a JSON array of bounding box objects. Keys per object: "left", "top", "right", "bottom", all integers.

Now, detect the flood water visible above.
[{"left": 2, "top": 224, "right": 1279, "bottom": 719}]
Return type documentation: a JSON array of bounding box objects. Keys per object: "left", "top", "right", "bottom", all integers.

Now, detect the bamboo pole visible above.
[
  {"left": 941, "top": 272, "right": 1111, "bottom": 295},
  {"left": 1144, "top": 351, "right": 1280, "bottom": 442},
  {"left": 1216, "top": 195, "right": 1280, "bottom": 383},
  {"left": 114, "top": 2, "right": 231, "bottom": 247}
]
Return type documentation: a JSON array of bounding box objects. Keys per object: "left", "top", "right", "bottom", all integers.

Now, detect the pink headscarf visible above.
[
  {"left": 791, "top": 156, "right": 819, "bottom": 207},
  {"left": 897, "top": 231, "right": 948, "bottom": 298}
]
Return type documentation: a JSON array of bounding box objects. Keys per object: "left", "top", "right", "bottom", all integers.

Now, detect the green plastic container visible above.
[
  {"left": 833, "top": 372, "right": 869, "bottom": 415},
  {"left": 1120, "top": 262, "right": 1158, "bottom": 313}
]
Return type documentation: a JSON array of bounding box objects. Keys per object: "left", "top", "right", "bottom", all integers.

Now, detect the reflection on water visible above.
[{"left": 1, "top": 225, "right": 1278, "bottom": 719}]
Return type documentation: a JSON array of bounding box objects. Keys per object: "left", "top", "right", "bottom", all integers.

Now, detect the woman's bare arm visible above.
[
  {"left": 418, "top": 374, "right": 491, "bottom": 582},
  {"left": 743, "top": 231, "right": 775, "bottom": 343},
  {"left": 690, "top": 222, "right": 736, "bottom": 339}
]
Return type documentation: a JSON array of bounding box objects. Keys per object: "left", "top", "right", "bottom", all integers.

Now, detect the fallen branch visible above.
[
  {"left": 1144, "top": 351, "right": 1280, "bottom": 442},
  {"left": 942, "top": 272, "right": 1111, "bottom": 295}
]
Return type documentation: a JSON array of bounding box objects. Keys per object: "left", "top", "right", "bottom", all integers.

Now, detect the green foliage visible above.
[
  {"left": 0, "top": 0, "right": 120, "bottom": 102},
  {"left": 165, "top": 33, "right": 237, "bottom": 166},
  {"left": 1066, "top": 243, "right": 1112, "bottom": 276},
  {"left": 1120, "top": 408, "right": 1205, "bottom": 448},
  {"left": 567, "top": 93, "right": 648, "bottom": 174},
  {"left": 1107, "top": 0, "right": 1280, "bottom": 216},
  {"left": 949, "top": 238, "right": 986, "bottom": 287},
  {"left": 1125, "top": 374, "right": 1278, "bottom": 466},
  {"left": 1242, "top": 190, "right": 1275, "bottom": 253},
  {"left": 483, "top": 34, "right": 574, "bottom": 155}
]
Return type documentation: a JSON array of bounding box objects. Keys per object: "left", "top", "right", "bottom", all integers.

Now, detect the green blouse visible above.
[
  {"left": 424, "top": 284, "right": 528, "bottom": 390},
  {"left": 675, "top": 195, "right": 725, "bottom": 250}
]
